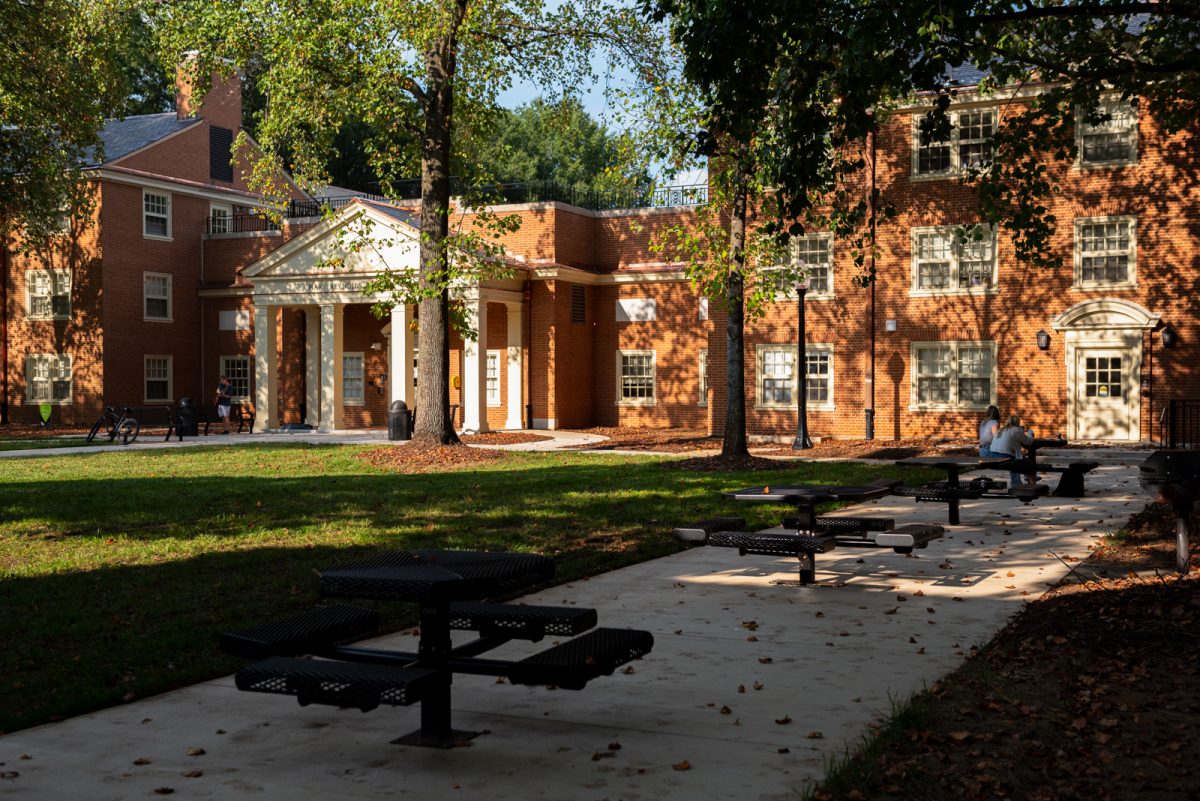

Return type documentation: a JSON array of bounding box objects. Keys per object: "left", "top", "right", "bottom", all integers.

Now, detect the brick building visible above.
[{"left": 4, "top": 70, "right": 1196, "bottom": 442}]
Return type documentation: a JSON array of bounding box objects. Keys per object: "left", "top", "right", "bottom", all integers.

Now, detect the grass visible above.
[
  {"left": 0, "top": 437, "right": 93, "bottom": 452},
  {"left": 0, "top": 443, "right": 933, "bottom": 734}
]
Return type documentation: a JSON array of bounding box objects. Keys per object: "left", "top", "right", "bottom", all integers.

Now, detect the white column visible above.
[
  {"left": 390, "top": 303, "right": 415, "bottom": 408},
  {"left": 460, "top": 291, "right": 489, "bottom": 433},
  {"left": 319, "top": 303, "right": 344, "bottom": 432},
  {"left": 253, "top": 303, "right": 278, "bottom": 430},
  {"left": 304, "top": 306, "right": 321, "bottom": 429},
  {"left": 505, "top": 301, "right": 524, "bottom": 430}
]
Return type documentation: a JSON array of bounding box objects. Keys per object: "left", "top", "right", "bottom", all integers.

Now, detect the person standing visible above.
[
  {"left": 979, "top": 405, "right": 1001, "bottom": 458},
  {"left": 214, "top": 374, "right": 233, "bottom": 434},
  {"left": 991, "top": 414, "right": 1035, "bottom": 490}
]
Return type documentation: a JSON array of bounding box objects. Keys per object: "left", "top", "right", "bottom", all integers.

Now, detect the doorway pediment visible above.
[{"left": 1051, "top": 298, "right": 1161, "bottom": 331}]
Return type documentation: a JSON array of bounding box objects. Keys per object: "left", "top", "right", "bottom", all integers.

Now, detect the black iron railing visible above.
[
  {"left": 206, "top": 214, "right": 280, "bottom": 235},
  {"left": 1166, "top": 399, "right": 1200, "bottom": 448}
]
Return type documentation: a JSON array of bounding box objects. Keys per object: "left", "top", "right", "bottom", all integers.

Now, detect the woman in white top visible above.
[
  {"left": 991, "top": 415, "right": 1035, "bottom": 488},
  {"left": 978, "top": 405, "right": 1001, "bottom": 457}
]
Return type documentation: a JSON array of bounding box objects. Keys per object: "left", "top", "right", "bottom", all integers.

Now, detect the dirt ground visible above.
[{"left": 811, "top": 504, "right": 1200, "bottom": 801}]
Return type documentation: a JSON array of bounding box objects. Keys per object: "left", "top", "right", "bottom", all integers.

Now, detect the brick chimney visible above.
[{"left": 175, "top": 55, "right": 243, "bottom": 133}]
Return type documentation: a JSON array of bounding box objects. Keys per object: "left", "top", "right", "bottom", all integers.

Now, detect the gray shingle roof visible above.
[
  {"left": 84, "top": 112, "right": 201, "bottom": 167},
  {"left": 360, "top": 199, "right": 419, "bottom": 228}
]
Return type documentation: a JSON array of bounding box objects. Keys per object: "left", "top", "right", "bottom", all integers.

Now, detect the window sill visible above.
[
  {"left": 143, "top": 234, "right": 174, "bottom": 242},
  {"left": 909, "top": 171, "right": 960, "bottom": 182},
  {"left": 26, "top": 399, "right": 72, "bottom": 406},
  {"left": 755, "top": 403, "right": 835, "bottom": 412},
  {"left": 145, "top": 398, "right": 173, "bottom": 405},
  {"left": 343, "top": 400, "right": 365, "bottom": 407},
  {"left": 616, "top": 399, "right": 657, "bottom": 407},
  {"left": 1071, "top": 282, "right": 1137, "bottom": 292},
  {"left": 909, "top": 286, "right": 998, "bottom": 298},
  {"left": 1076, "top": 158, "right": 1138, "bottom": 170},
  {"left": 26, "top": 315, "right": 72, "bottom": 323},
  {"left": 909, "top": 403, "right": 992, "bottom": 413},
  {"left": 144, "top": 316, "right": 175, "bottom": 323}
]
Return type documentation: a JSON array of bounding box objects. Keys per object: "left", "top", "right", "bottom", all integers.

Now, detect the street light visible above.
[{"left": 792, "top": 275, "right": 813, "bottom": 450}]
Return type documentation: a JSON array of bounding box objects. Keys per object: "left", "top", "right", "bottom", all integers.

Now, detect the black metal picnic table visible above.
[
  {"left": 723, "top": 483, "right": 895, "bottom": 530},
  {"left": 893, "top": 455, "right": 1013, "bottom": 524},
  {"left": 223, "top": 549, "right": 652, "bottom": 748}
]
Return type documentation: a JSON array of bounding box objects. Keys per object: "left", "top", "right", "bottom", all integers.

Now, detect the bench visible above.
[
  {"left": 891, "top": 484, "right": 986, "bottom": 502},
  {"left": 119, "top": 405, "right": 184, "bottom": 442}
]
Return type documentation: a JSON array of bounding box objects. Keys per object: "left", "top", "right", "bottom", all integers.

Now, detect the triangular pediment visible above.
[{"left": 243, "top": 199, "right": 420, "bottom": 281}]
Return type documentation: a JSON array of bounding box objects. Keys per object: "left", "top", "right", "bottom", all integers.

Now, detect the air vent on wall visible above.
[{"left": 209, "top": 126, "right": 234, "bottom": 182}]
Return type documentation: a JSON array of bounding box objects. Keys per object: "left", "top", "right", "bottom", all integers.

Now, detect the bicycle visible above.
[{"left": 86, "top": 405, "right": 141, "bottom": 445}]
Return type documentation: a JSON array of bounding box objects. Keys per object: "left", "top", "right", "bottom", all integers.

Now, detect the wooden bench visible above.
[
  {"left": 124, "top": 405, "right": 184, "bottom": 442},
  {"left": 200, "top": 402, "right": 256, "bottom": 434}
]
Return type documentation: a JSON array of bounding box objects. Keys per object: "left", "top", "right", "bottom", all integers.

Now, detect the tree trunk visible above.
[
  {"left": 412, "top": 3, "right": 467, "bottom": 446},
  {"left": 722, "top": 165, "right": 750, "bottom": 457}
]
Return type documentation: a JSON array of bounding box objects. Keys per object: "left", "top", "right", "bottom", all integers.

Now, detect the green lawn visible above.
[
  {"left": 0, "top": 437, "right": 93, "bottom": 452},
  {"left": 0, "top": 443, "right": 932, "bottom": 734}
]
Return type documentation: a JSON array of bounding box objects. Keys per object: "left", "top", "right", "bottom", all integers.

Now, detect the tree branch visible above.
[{"left": 971, "top": 3, "right": 1200, "bottom": 25}]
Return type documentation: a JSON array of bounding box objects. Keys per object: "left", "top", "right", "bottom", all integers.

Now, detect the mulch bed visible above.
[
  {"left": 358, "top": 442, "right": 507, "bottom": 473},
  {"left": 567, "top": 427, "right": 723, "bottom": 452},
  {"left": 459, "top": 432, "right": 552, "bottom": 446},
  {"left": 812, "top": 506, "right": 1200, "bottom": 801},
  {"left": 0, "top": 423, "right": 92, "bottom": 438},
  {"left": 754, "top": 438, "right": 977, "bottom": 461}
]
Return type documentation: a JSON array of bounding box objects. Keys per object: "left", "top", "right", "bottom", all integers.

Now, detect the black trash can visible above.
[
  {"left": 177, "top": 397, "right": 200, "bottom": 437},
  {"left": 389, "top": 400, "right": 412, "bottom": 441}
]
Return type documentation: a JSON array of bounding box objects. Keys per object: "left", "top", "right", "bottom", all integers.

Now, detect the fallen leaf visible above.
[
  {"left": 738, "top": 684, "right": 746, "bottom": 693},
  {"left": 607, "top": 742, "right": 622, "bottom": 751},
  {"left": 181, "top": 770, "right": 203, "bottom": 778},
  {"left": 672, "top": 760, "right": 691, "bottom": 771},
  {"left": 753, "top": 681, "right": 764, "bottom": 690},
  {"left": 775, "top": 716, "right": 793, "bottom": 725},
  {"left": 133, "top": 758, "right": 152, "bottom": 766},
  {"left": 758, "top": 657, "right": 773, "bottom": 664},
  {"left": 720, "top": 705, "right": 732, "bottom": 715},
  {"left": 186, "top": 748, "right": 205, "bottom": 757},
  {"left": 949, "top": 731, "right": 970, "bottom": 742},
  {"left": 153, "top": 790, "right": 174, "bottom": 796},
  {"left": 806, "top": 730, "right": 823, "bottom": 739},
  {"left": 777, "top": 747, "right": 790, "bottom": 754}
]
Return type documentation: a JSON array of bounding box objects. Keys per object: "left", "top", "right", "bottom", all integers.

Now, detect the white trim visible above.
[
  {"left": 208, "top": 202, "right": 234, "bottom": 234},
  {"left": 909, "top": 225, "right": 998, "bottom": 296},
  {"left": 698, "top": 348, "right": 709, "bottom": 407},
  {"left": 753, "top": 344, "right": 835, "bottom": 411},
  {"left": 616, "top": 349, "right": 656, "bottom": 406},
  {"left": 143, "top": 272, "right": 174, "bottom": 321},
  {"left": 142, "top": 189, "right": 172, "bottom": 240},
  {"left": 24, "top": 269, "right": 71, "bottom": 321},
  {"left": 1073, "top": 215, "right": 1137, "bottom": 290},
  {"left": 529, "top": 265, "right": 688, "bottom": 285},
  {"left": 909, "top": 340, "right": 997, "bottom": 411},
  {"left": 755, "top": 344, "right": 798, "bottom": 410},
  {"left": 486, "top": 350, "right": 502, "bottom": 407},
  {"left": 1051, "top": 297, "right": 1160, "bottom": 331},
  {"left": 342, "top": 351, "right": 365, "bottom": 406},
  {"left": 144, "top": 354, "right": 173, "bottom": 403},
  {"left": 96, "top": 167, "right": 271, "bottom": 208}
]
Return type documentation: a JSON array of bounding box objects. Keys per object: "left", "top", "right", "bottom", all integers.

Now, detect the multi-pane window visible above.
[
  {"left": 806, "top": 350, "right": 832, "bottom": 405},
  {"left": 760, "top": 348, "right": 794, "bottom": 406},
  {"left": 342, "top": 353, "right": 364, "bottom": 404},
  {"left": 144, "top": 273, "right": 172, "bottom": 320},
  {"left": 793, "top": 234, "right": 833, "bottom": 296},
  {"left": 912, "top": 227, "right": 996, "bottom": 293},
  {"left": 26, "top": 354, "right": 72, "bottom": 403},
  {"left": 144, "top": 356, "right": 172, "bottom": 402},
  {"left": 756, "top": 345, "right": 835, "bottom": 409},
  {"left": 911, "top": 341, "right": 996, "bottom": 409},
  {"left": 1084, "top": 356, "right": 1122, "bottom": 398},
  {"left": 913, "top": 108, "right": 997, "bottom": 176},
  {"left": 1079, "top": 100, "right": 1137, "bottom": 165},
  {"left": 486, "top": 351, "right": 501, "bottom": 406},
  {"left": 698, "top": 349, "right": 708, "bottom": 406},
  {"left": 26, "top": 270, "right": 70, "bottom": 319},
  {"left": 143, "top": 191, "right": 171, "bottom": 238},
  {"left": 220, "top": 356, "right": 250, "bottom": 402},
  {"left": 1076, "top": 217, "right": 1135, "bottom": 287},
  {"left": 618, "top": 351, "right": 655, "bottom": 404}
]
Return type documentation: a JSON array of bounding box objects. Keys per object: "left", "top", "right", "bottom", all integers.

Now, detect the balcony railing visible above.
[
  {"left": 1166, "top": 399, "right": 1200, "bottom": 448},
  {"left": 206, "top": 180, "right": 708, "bottom": 235}
]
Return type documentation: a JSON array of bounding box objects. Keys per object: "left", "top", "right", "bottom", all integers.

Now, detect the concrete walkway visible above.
[{"left": 0, "top": 464, "right": 1144, "bottom": 800}]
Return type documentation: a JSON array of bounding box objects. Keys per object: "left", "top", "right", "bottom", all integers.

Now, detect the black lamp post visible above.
[{"left": 792, "top": 277, "right": 813, "bottom": 450}]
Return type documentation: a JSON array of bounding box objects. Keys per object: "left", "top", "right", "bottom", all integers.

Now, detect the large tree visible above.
[{"left": 159, "top": 0, "right": 671, "bottom": 444}]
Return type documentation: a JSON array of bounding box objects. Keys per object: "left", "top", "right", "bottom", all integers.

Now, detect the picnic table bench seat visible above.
[
  {"left": 891, "top": 484, "right": 986, "bottom": 502},
  {"left": 873, "top": 523, "right": 945, "bottom": 553},
  {"left": 506, "top": 628, "right": 655, "bottom": 690},
  {"left": 236, "top": 656, "right": 438, "bottom": 712},
  {"left": 789, "top": 515, "right": 895, "bottom": 533},
  {"left": 672, "top": 516, "right": 747, "bottom": 543},
  {"left": 448, "top": 602, "right": 598, "bottom": 641}
]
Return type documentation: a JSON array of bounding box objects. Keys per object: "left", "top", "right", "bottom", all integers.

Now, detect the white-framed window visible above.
[
  {"left": 486, "top": 350, "right": 502, "bottom": 406},
  {"left": 342, "top": 352, "right": 364, "bottom": 405},
  {"left": 220, "top": 355, "right": 251, "bottom": 402},
  {"left": 912, "top": 108, "right": 997, "bottom": 177},
  {"left": 209, "top": 203, "right": 232, "bottom": 234},
  {"left": 144, "top": 355, "right": 172, "bottom": 403},
  {"left": 1074, "top": 216, "right": 1136, "bottom": 288},
  {"left": 755, "top": 345, "right": 835, "bottom": 410},
  {"left": 25, "top": 270, "right": 71, "bottom": 320},
  {"left": 25, "top": 354, "right": 72, "bottom": 404},
  {"left": 698, "top": 349, "right": 709, "bottom": 406},
  {"left": 1078, "top": 99, "right": 1138, "bottom": 167},
  {"left": 765, "top": 233, "right": 835, "bottom": 300},
  {"left": 911, "top": 226, "right": 996, "bottom": 295},
  {"left": 910, "top": 341, "right": 996, "bottom": 410},
  {"left": 144, "top": 272, "right": 172, "bottom": 321},
  {"left": 617, "top": 350, "right": 655, "bottom": 405},
  {"left": 143, "top": 190, "right": 171, "bottom": 239}
]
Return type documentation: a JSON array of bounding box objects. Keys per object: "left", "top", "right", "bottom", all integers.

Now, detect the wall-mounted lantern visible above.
[
  {"left": 1161, "top": 325, "right": 1179, "bottom": 348},
  {"left": 1036, "top": 330, "right": 1051, "bottom": 351}
]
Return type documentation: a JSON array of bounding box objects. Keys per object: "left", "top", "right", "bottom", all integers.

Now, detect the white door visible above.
[{"left": 1073, "top": 348, "right": 1135, "bottom": 440}]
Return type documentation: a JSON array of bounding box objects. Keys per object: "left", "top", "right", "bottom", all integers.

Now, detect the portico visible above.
[{"left": 241, "top": 199, "right": 526, "bottom": 433}]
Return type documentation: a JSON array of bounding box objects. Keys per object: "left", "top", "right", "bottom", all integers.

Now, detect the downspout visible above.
[
  {"left": 865, "top": 113, "right": 877, "bottom": 440},
  {"left": 524, "top": 281, "right": 532, "bottom": 429},
  {"left": 1147, "top": 328, "right": 1154, "bottom": 445}
]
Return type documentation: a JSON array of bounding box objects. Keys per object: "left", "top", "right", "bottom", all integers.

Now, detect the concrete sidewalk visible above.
[{"left": 0, "top": 464, "right": 1142, "bottom": 800}]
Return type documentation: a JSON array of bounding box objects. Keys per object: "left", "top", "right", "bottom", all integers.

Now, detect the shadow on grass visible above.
[{"left": 0, "top": 447, "right": 934, "bottom": 734}]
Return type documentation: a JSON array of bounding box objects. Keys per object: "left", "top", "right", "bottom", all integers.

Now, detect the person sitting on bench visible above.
[
  {"left": 978, "top": 404, "right": 1001, "bottom": 458},
  {"left": 991, "top": 414, "right": 1035, "bottom": 490}
]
